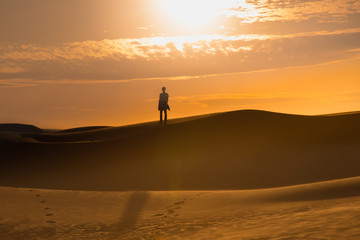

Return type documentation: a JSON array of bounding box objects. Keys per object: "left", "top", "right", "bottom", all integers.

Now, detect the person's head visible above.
[{"left": 162, "top": 87, "right": 166, "bottom": 92}]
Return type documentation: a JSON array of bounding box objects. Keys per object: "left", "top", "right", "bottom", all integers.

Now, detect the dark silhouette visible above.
[{"left": 158, "top": 87, "right": 170, "bottom": 124}]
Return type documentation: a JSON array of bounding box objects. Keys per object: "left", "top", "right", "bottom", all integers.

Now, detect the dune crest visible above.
[
  {"left": 1, "top": 110, "right": 359, "bottom": 191},
  {"left": 1, "top": 110, "right": 360, "bottom": 239}
]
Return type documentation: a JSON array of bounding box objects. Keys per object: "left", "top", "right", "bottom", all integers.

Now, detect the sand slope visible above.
[
  {"left": 1, "top": 110, "right": 360, "bottom": 239},
  {"left": 1, "top": 110, "right": 360, "bottom": 190},
  {"left": 1, "top": 177, "right": 360, "bottom": 239}
]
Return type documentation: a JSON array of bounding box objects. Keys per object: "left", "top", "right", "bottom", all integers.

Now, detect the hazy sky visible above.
[{"left": 0, "top": 0, "right": 359, "bottom": 128}]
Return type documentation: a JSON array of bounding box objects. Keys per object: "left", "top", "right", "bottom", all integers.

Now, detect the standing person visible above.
[{"left": 158, "top": 87, "right": 170, "bottom": 124}]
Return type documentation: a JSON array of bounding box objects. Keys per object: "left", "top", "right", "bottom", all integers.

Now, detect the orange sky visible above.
[{"left": 0, "top": 0, "right": 359, "bottom": 128}]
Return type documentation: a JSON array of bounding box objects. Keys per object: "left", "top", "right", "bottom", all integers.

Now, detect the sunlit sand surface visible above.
[{"left": 1, "top": 177, "right": 360, "bottom": 239}]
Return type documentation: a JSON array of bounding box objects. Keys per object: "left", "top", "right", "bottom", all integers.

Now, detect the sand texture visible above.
[
  {"left": 1, "top": 177, "right": 360, "bottom": 239},
  {"left": 1, "top": 110, "right": 360, "bottom": 239}
]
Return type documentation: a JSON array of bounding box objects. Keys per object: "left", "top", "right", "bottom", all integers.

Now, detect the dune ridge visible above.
[
  {"left": 1, "top": 109, "right": 359, "bottom": 191},
  {"left": 0, "top": 123, "right": 43, "bottom": 133},
  {"left": 1, "top": 110, "right": 360, "bottom": 239}
]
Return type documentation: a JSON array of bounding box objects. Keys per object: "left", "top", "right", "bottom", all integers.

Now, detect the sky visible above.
[{"left": 0, "top": 0, "right": 359, "bottom": 128}]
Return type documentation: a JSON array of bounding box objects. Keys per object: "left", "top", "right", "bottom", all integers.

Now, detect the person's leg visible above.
[
  {"left": 164, "top": 109, "right": 167, "bottom": 123},
  {"left": 160, "top": 110, "right": 163, "bottom": 123}
]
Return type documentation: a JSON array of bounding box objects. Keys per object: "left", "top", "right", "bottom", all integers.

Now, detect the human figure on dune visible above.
[{"left": 158, "top": 87, "right": 170, "bottom": 124}]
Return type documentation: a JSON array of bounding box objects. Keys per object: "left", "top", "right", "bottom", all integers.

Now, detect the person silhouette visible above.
[{"left": 158, "top": 87, "right": 170, "bottom": 124}]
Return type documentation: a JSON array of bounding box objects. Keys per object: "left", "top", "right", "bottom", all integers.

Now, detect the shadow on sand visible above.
[{"left": 118, "top": 192, "right": 150, "bottom": 229}]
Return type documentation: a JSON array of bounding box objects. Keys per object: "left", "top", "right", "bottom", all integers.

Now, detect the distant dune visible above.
[
  {"left": 0, "top": 124, "right": 43, "bottom": 143},
  {"left": 0, "top": 123, "right": 43, "bottom": 133},
  {"left": 57, "top": 126, "right": 110, "bottom": 134},
  {"left": 1, "top": 110, "right": 360, "bottom": 191}
]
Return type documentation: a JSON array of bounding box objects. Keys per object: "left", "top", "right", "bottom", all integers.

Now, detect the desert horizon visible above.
[{"left": 1, "top": 0, "right": 360, "bottom": 239}]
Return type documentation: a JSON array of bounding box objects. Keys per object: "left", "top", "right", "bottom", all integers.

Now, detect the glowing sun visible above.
[{"left": 159, "top": 0, "right": 232, "bottom": 29}]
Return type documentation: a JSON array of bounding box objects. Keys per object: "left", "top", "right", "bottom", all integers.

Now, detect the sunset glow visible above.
[
  {"left": 2, "top": 1, "right": 360, "bottom": 239},
  {"left": 0, "top": 0, "right": 359, "bottom": 128},
  {"left": 158, "top": 0, "right": 233, "bottom": 29}
]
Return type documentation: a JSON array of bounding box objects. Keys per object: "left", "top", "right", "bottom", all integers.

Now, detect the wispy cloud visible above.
[
  {"left": 148, "top": 92, "right": 312, "bottom": 108},
  {"left": 2, "top": 29, "right": 359, "bottom": 61},
  {"left": 225, "top": 0, "right": 360, "bottom": 23},
  {"left": 147, "top": 90, "right": 360, "bottom": 109},
  {"left": 0, "top": 29, "right": 359, "bottom": 83}
]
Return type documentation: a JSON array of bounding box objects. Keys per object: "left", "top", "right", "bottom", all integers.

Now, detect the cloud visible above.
[
  {"left": 148, "top": 92, "right": 309, "bottom": 108},
  {"left": 148, "top": 90, "right": 360, "bottom": 110},
  {"left": 343, "top": 91, "right": 360, "bottom": 100},
  {"left": 0, "top": 29, "right": 360, "bottom": 83},
  {"left": 137, "top": 25, "right": 154, "bottom": 30},
  {"left": 225, "top": 0, "right": 360, "bottom": 23}
]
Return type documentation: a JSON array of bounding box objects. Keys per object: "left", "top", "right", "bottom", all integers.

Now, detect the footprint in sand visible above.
[
  {"left": 30, "top": 191, "right": 57, "bottom": 223},
  {"left": 155, "top": 196, "right": 202, "bottom": 220},
  {"left": 174, "top": 201, "right": 185, "bottom": 205},
  {"left": 153, "top": 213, "right": 164, "bottom": 217}
]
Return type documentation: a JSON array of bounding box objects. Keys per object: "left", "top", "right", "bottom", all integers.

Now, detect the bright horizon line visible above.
[{"left": 2, "top": 108, "right": 360, "bottom": 130}]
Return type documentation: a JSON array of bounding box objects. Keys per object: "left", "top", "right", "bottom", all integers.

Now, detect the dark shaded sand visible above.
[
  {"left": 0, "top": 110, "right": 359, "bottom": 190},
  {"left": 0, "top": 123, "right": 43, "bottom": 133}
]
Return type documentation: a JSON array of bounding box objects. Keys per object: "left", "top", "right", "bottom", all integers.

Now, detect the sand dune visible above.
[
  {"left": 0, "top": 123, "right": 43, "bottom": 133},
  {"left": 1, "top": 110, "right": 360, "bottom": 239},
  {"left": 1, "top": 110, "right": 360, "bottom": 190},
  {"left": 1, "top": 177, "right": 359, "bottom": 239},
  {"left": 0, "top": 124, "right": 43, "bottom": 143}
]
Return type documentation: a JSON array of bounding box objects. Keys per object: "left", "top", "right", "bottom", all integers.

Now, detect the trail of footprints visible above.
[
  {"left": 153, "top": 193, "right": 203, "bottom": 220},
  {"left": 143, "top": 193, "right": 204, "bottom": 238},
  {"left": 29, "top": 189, "right": 57, "bottom": 224},
  {"left": 152, "top": 200, "right": 184, "bottom": 219},
  {"left": 28, "top": 190, "right": 203, "bottom": 227}
]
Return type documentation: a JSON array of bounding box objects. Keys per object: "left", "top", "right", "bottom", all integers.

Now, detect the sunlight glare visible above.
[{"left": 159, "top": 0, "right": 235, "bottom": 30}]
